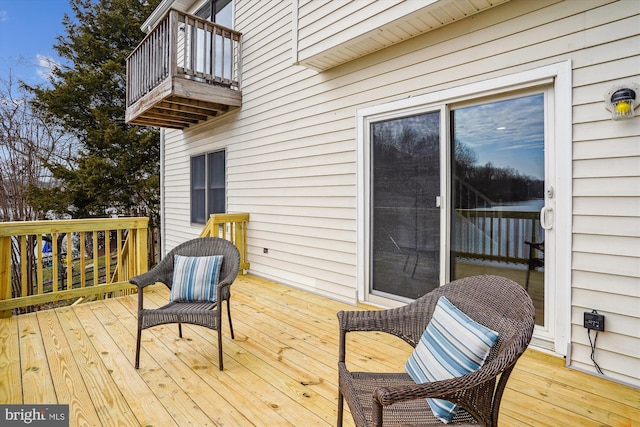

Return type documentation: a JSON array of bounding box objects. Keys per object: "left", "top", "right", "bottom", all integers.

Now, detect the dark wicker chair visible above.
[
  {"left": 130, "top": 237, "right": 240, "bottom": 370},
  {"left": 524, "top": 240, "right": 544, "bottom": 291},
  {"left": 337, "top": 275, "right": 535, "bottom": 427}
]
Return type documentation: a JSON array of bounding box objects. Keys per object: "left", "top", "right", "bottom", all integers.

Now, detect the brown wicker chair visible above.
[
  {"left": 130, "top": 237, "right": 240, "bottom": 371},
  {"left": 337, "top": 275, "right": 535, "bottom": 427}
]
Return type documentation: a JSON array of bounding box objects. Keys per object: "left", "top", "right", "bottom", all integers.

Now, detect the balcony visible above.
[{"left": 125, "top": 9, "right": 242, "bottom": 129}]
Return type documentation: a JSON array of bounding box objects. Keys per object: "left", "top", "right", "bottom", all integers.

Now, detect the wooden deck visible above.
[{"left": 1, "top": 275, "right": 638, "bottom": 426}]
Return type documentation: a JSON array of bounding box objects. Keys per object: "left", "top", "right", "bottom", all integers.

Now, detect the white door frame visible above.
[{"left": 356, "top": 61, "right": 572, "bottom": 356}]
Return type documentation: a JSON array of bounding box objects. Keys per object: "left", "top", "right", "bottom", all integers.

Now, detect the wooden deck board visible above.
[
  {"left": 1, "top": 274, "right": 638, "bottom": 426},
  {"left": 0, "top": 314, "right": 21, "bottom": 404},
  {"left": 18, "top": 313, "right": 57, "bottom": 403},
  {"left": 37, "top": 309, "right": 103, "bottom": 425}
]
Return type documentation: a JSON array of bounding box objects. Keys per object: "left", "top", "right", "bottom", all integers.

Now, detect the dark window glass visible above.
[
  {"left": 371, "top": 112, "right": 440, "bottom": 300},
  {"left": 196, "top": 0, "right": 233, "bottom": 27},
  {"left": 207, "top": 151, "right": 226, "bottom": 215},
  {"left": 191, "top": 150, "right": 225, "bottom": 224},
  {"left": 191, "top": 155, "right": 206, "bottom": 223}
]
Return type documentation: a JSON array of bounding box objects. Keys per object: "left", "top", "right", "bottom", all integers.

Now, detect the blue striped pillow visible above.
[
  {"left": 170, "top": 255, "right": 223, "bottom": 302},
  {"left": 405, "top": 296, "right": 499, "bottom": 423}
]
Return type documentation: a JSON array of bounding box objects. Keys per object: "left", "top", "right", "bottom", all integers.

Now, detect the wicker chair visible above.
[
  {"left": 130, "top": 237, "right": 240, "bottom": 371},
  {"left": 337, "top": 275, "right": 535, "bottom": 427},
  {"left": 524, "top": 240, "right": 544, "bottom": 291}
]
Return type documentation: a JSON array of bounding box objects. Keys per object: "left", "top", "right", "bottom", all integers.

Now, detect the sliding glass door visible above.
[
  {"left": 450, "top": 94, "right": 547, "bottom": 326},
  {"left": 368, "top": 93, "right": 549, "bottom": 326}
]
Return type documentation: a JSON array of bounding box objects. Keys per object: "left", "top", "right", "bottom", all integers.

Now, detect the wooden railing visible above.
[
  {"left": 0, "top": 217, "right": 149, "bottom": 317},
  {"left": 453, "top": 209, "right": 542, "bottom": 263},
  {"left": 200, "top": 213, "right": 250, "bottom": 272},
  {"left": 126, "top": 8, "right": 242, "bottom": 107}
]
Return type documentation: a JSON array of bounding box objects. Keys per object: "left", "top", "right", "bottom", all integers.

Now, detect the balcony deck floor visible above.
[{"left": 1, "top": 274, "right": 638, "bottom": 426}]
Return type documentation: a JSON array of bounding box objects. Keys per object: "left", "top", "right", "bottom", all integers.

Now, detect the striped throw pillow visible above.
[
  {"left": 170, "top": 255, "right": 223, "bottom": 302},
  {"left": 405, "top": 296, "right": 499, "bottom": 423}
]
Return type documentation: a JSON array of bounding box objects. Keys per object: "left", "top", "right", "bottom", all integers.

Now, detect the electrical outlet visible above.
[{"left": 584, "top": 312, "right": 605, "bottom": 332}]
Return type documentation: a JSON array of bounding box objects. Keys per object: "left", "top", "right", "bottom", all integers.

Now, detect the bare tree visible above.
[{"left": 0, "top": 66, "right": 74, "bottom": 305}]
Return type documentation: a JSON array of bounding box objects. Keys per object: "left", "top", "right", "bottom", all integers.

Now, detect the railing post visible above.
[
  {"left": 168, "top": 9, "right": 178, "bottom": 79},
  {"left": 136, "top": 226, "right": 148, "bottom": 277},
  {"left": 234, "top": 214, "right": 249, "bottom": 272},
  {"left": 0, "top": 236, "right": 12, "bottom": 317}
]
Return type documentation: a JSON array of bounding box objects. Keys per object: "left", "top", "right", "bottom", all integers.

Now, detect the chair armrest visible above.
[
  {"left": 374, "top": 362, "right": 502, "bottom": 407},
  {"left": 338, "top": 306, "right": 428, "bottom": 365},
  {"left": 337, "top": 301, "right": 432, "bottom": 348},
  {"left": 372, "top": 347, "right": 519, "bottom": 407},
  {"left": 129, "top": 269, "right": 167, "bottom": 289},
  {"left": 338, "top": 306, "right": 412, "bottom": 333},
  {"left": 218, "top": 273, "right": 235, "bottom": 288}
]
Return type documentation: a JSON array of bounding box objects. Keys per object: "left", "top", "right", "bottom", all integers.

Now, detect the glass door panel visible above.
[
  {"left": 450, "top": 94, "right": 546, "bottom": 326},
  {"left": 371, "top": 112, "right": 441, "bottom": 300}
]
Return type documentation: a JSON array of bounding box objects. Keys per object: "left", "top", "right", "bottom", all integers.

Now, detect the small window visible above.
[
  {"left": 191, "top": 150, "right": 226, "bottom": 224},
  {"left": 196, "top": 0, "right": 233, "bottom": 27}
]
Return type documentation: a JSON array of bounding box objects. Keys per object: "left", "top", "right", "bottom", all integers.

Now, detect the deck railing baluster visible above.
[
  {"left": 0, "top": 217, "right": 149, "bottom": 316},
  {"left": 455, "top": 209, "right": 542, "bottom": 264}
]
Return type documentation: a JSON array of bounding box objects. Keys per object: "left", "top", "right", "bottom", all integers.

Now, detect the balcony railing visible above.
[
  {"left": 454, "top": 209, "right": 543, "bottom": 263},
  {"left": 0, "top": 217, "right": 149, "bottom": 317},
  {"left": 126, "top": 9, "right": 242, "bottom": 129}
]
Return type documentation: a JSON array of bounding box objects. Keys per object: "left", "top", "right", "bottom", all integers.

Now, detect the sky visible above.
[
  {"left": 0, "top": 0, "right": 73, "bottom": 85},
  {"left": 453, "top": 94, "right": 545, "bottom": 180}
]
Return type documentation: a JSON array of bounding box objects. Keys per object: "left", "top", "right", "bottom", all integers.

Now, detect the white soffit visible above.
[
  {"left": 141, "top": 0, "right": 196, "bottom": 32},
  {"left": 298, "top": 0, "right": 511, "bottom": 71}
]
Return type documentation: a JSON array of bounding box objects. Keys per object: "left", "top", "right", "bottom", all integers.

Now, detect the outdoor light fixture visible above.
[{"left": 604, "top": 84, "right": 639, "bottom": 121}]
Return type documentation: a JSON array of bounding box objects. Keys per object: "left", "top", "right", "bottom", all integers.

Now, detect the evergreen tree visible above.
[{"left": 29, "top": 0, "right": 161, "bottom": 226}]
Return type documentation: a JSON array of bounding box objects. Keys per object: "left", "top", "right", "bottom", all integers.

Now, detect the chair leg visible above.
[
  {"left": 337, "top": 389, "right": 344, "bottom": 427},
  {"left": 217, "top": 327, "right": 224, "bottom": 371},
  {"left": 178, "top": 323, "right": 182, "bottom": 338},
  {"left": 135, "top": 327, "right": 142, "bottom": 369},
  {"left": 227, "top": 300, "right": 235, "bottom": 339}
]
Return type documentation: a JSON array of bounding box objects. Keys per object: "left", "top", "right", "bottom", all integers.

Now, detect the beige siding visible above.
[
  {"left": 162, "top": 0, "right": 640, "bottom": 385},
  {"left": 569, "top": 0, "right": 640, "bottom": 386}
]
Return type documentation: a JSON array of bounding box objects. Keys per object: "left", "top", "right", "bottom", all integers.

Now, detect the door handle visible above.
[{"left": 540, "top": 206, "right": 553, "bottom": 230}]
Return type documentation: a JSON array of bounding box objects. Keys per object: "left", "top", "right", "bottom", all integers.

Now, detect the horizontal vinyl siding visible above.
[
  {"left": 161, "top": 0, "right": 640, "bottom": 384},
  {"left": 570, "top": 0, "right": 640, "bottom": 386}
]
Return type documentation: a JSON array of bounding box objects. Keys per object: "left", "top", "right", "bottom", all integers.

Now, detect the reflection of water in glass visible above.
[{"left": 474, "top": 199, "right": 545, "bottom": 212}]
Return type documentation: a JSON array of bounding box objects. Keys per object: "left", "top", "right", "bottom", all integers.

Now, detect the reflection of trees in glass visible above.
[
  {"left": 453, "top": 141, "right": 543, "bottom": 209},
  {"left": 372, "top": 115, "right": 440, "bottom": 209},
  {"left": 452, "top": 94, "right": 544, "bottom": 209},
  {"left": 371, "top": 113, "right": 543, "bottom": 210}
]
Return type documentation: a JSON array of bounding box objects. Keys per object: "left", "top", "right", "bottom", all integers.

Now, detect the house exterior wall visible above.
[
  {"left": 160, "top": 0, "right": 640, "bottom": 386},
  {"left": 294, "top": 0, "right": 511, "bottom": 70}
]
